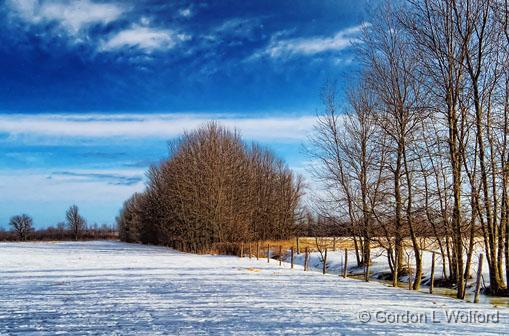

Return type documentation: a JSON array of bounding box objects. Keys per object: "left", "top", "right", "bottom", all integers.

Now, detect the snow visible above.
[
  {"left": 288, "top": 246, "right": 494, "bottom": 291},
  {"left": 0, "top": 241, "right": 507, "bottom": 335}
]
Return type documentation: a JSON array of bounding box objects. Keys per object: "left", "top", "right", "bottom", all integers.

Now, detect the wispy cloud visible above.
[
  {"left": 101, "top": 26, "right": 190, "bottom": 52},
  {"left": 253, "top": 23, "right": 367, "bottom": 59},
  {"left": 0, "top": 113, "right": 316, "bottom": 141},
  {"left": 7, "top": 0, "right": 188, "bottom": 54},
  {"left": 0, "top": 169, "right": 144, "bottom": 202},
  {"left": 50, "top": 170, "right": 144, "bottom": 186},
  {"left": 7, "top": 0, "right": 125, "bottom": 35}
]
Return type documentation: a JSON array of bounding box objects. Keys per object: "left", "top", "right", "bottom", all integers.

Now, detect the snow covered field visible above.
[{"left": 0, "top": 241, "right": 507, "bottom": 335}]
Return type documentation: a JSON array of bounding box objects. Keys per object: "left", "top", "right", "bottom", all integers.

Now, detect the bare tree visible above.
[
  {"left": 9, "top": 214, "right": 33, "bottom": 241},
  {"left": 306, "top": 77, "right": 388, "bottom": 280},
  {"left": 401, "top": 0, "right": 509, "bottom": 297},
  {"left": 360, "top": 1, "right": 428, "bottom": 289},
  {"left": 66, "top": 205, "right": 86, "bottom": 241},
  {"left": 308, "top": 0, "right": 509, "bottom": 297}
]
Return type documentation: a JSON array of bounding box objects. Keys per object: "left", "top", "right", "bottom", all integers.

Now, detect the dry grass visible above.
[
  {"left": 250, "top": 237, "right": 358, "bottom": 255},
  {"left": 258, "top": 237, "right": 453, "bottom": 254},
  {"left": 209, "top": 236, "right": 462, "bottom": 257}
]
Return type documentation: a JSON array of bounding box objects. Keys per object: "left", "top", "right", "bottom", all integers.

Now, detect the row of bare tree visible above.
[
  {"left": 308, "top": 0, "right": 509, "bottom": 297},
  {"left": 4, "top": 205, "right": 90, "bottom": 241},
  {"left": 117, "top": 123, "right": 303, "bottom": 253}
]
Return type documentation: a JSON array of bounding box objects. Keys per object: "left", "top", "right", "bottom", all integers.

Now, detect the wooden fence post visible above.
[
  {"left": 256, "top": 242, "right": 260, "bottom": 260},
  {"left": 304, "top": 247, "right": 309, "bottom": 271},
  {"left": 296, "top": 237, "right": 300, "bottom": 255},
  {"left": 364, "top": 250, "right": 369, "bottom": 282},
  {"left": 240, "top": 242, "right": 244, "bottom": 258},
  {"left": 430, "top": 252, "right": 436, "bottom": 294},
  {"left": 279, "top": 245, "right": 282, "bottom": 266},
  {"left": 474, "top": 253, "right": 484, "bottom": 303},
  {"left": 323, "top": 248, "right": 328, "bottom": 274},
  {"left": 267, "top": 244, "right": 270, "bottom": 263},
  {"left": 407, "top": 254, "right": 412, "bottom": 290},
  {"left": 249, "top": 243, "right": 252, "bottom": 259},
  {"left": 343, "top": 248, "right": 348, "bottom": 278},
  {"left": 290, "top": 246, "right": 294, "bottom": 269}
]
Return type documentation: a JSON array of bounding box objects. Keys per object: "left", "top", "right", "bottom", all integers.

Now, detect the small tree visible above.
[
  {"left": 9, "top": 214, "right": 33, "bottom": 241},
  {"left": 66, "top": 205, "right": 86, "bottom": 241}
]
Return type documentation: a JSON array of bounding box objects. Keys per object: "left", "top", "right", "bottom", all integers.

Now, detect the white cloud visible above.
[
  {"left": 0, "top": 113, "right": 316, "bottom": 142},
  {"left": 0, "top": 169, "right": 144, "bottom": 202},
  {"left": 7, "top": 0, "right": 124, "bottom": 34},
  {"left": 101, "top": 26, "right": 189, "bottom": 52},
  {"left": 256, "top": 23, "right": 367, "bottom": 59},
  {"left": 179, "top": 8, "right": 192, "bottom": 18},
  {"left": 7, "top": 1, "right": 188, "bottom": 54}
]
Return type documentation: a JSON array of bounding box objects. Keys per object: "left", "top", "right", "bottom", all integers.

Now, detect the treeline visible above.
[
  {"left": 308, "top": 0, "right": 509, "bottom": 297},
  {"left": 118, "top": 123, "right": 303, "bottom": 253},
  {"left": 0, "top": 225, "right": 117, "bottom": 241},
  {"left": 2, "top": 205, "right": 117, "bottom": 241}
]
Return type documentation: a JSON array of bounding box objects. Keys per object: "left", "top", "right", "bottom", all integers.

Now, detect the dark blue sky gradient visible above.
[{"left": 0, "top": 0, "right": 365, "bottom": 113}]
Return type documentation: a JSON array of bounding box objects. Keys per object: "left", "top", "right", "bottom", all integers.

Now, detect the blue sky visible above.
[{"left": 0, "top": 0, "right": 367, "bottom": 228}]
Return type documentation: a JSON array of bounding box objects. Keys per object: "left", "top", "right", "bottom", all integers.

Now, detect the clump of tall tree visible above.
[
  {"left": 309, "top": 0, "right": 509, "bottom": 297},
  {"left": 118, "top": 122, "right": 303, "bottom": 253}
]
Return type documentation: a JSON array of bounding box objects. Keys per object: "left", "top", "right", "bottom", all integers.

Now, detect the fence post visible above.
[
  {"left": 249, "top": 243, "right": 252, "bottom": 259},
  {"left": 474, "top": 253, "right": 484, "bottom": 303},
  {"left": 279, "top": 245, "right": 282, "bottom": 266},
  {"left": 296, "top": 237, "right": 300, "bottom": 255},
  {"left": 256, "top": 241, "right": 260, "bottom": 260},
  {"left": 240, "top": 242, "right": 244, "bottom": 258},
  {"left": 430, "top": 252, "right": 436, "bottom": 294},
  {"left": 267, "top": 244, "right": 270, "bottom": 263},
  {"left": 304, "top": 247, "right": 309, "bottom": 271},
  {"left": 323, "top": 248, "right": 328, "bottom": 274},
  {"left": 290, "top": 246, "right": 294, "bottom": 269},
  {"left": 364, "top": 249, "right": 370, "bottom": 282},
  {"left": 343, "top": 248, "right": 348, "bottom": 278},
  {"left": 408, "top": 254, "right": 412, "bottom": 290}
]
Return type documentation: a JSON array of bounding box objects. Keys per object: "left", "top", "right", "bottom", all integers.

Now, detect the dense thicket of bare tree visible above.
[
  {"left": 66, "top": 205, "right": 86, "bottom": 241},
  {"left": 309, "top": 0, "right": 509, "bottom": 297},
  {"left": 118, "top": 123, "right": 303, "bottom": 252},
  {"left": 9, "top": 214, "right": 33, "bottom": 241}
]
